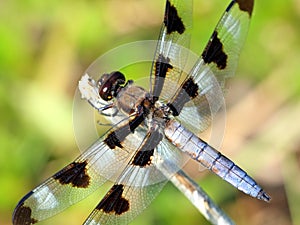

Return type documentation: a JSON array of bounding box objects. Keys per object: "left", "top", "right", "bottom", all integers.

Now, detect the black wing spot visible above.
[
  {"left": 104, "top": 124, "right": 133, "bottom": 149},
  {"left": 153, "top": 54, "right": 173, "bottom": 101},
  {"left": 104, "top": 131, "right": 124, "bottom": 149},
  {"left": 155, "top": 54, "right": 173, "bottom": 79},
  {"left": 202, "top": 31, "right": 228, "bottom": 70},
  {"left": 132, "top": 149, "right": 154, "bottom": 167},
  {"left": 132, "top": 130, "right": 163, "bottom": 167},
  {"left": 104, "top": 112, "right": 147, "bottom": 149},
  {"left": 168, "top": 77, "right": 199, "bottom": 116},
  {"left": 13, "top": 203, "right": 38, "bottom": 225},
  {"left": 182, "top": 77, "right": 199, "bottom": 98},
  {"left": 236, "top": 0, "right": 254, "bottom": 16},
  {"left": 129, "top": 112, "right": 146, "bottom": 132},
  {"left": 164, "top": 0, "right": 185, "bottom": 34},
  {"left": 96, "top": 184, "right": 129, "bottom": 215},
  {"left": 53, "top": 161, "right": 90, "bottom": 188}
]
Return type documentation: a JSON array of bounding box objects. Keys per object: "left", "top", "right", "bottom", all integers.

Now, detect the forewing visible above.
[
  {"left": 12, "top": 116, "right": 146, "bottom": 225},
  {"left": 200, "top": 0, "right": 253, "bottom": 86},
  {"left": 150, "top": 0, "right": 192, "bottom": 102},
  {"left": 169, "top": 0, "right": 253, "bottom": 134}
]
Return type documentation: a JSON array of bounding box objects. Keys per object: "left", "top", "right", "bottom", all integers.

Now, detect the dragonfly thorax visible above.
[{"left": 116, "top": 82, "right": 149, "bottom": 115}]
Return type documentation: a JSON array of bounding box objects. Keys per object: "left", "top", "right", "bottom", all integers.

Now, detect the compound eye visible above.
[{"left": 98, "top": 71, "right": 125, "bottom": 101}]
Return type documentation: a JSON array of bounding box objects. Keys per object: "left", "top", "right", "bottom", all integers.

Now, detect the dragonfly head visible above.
[{"left": 97, "top": 71, "right": 126, "bottom": 101}]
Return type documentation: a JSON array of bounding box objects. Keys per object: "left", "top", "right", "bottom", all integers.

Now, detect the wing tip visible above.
[
  {"left": 235, "top": 0, "right": 254, "bottom": 17},
  {"left": 12, "top": 191, "right": 38, "bottom": 225}
]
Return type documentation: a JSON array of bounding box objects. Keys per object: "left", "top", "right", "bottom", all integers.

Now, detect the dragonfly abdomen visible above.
[{"left": 164, "top": 119, "right": 270, "bottom": 202}]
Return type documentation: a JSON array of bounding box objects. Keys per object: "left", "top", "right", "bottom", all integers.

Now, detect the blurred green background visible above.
[{"left": 1, "top": 0, "right": 300, "bottom": 224}]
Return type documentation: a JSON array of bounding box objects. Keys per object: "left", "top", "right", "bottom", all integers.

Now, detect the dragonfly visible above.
[{"left": 13, "top": 0, "right": 270, "bottom": 225}]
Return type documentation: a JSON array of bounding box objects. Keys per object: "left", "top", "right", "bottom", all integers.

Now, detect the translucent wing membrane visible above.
[
  {"left": 168, "top": 0, "right": 253, "bottom": 134},
  {"left": 12, "top": 118, "right": 147, "bottom": 225},
  {"left": 83, "top": 129, "right": 184, "bottom": 225},
  {"left": 84, "top": 182, "right": 166, "bottom": 225},
  {"left": 199, "top": 0, "right": 253, "bottom": 88},
  {"left": 173, "top": 65, "right": 225, "bottom": 134},
  {"left": 150, "top": 0, "right": 193, "bottom": 102}
]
